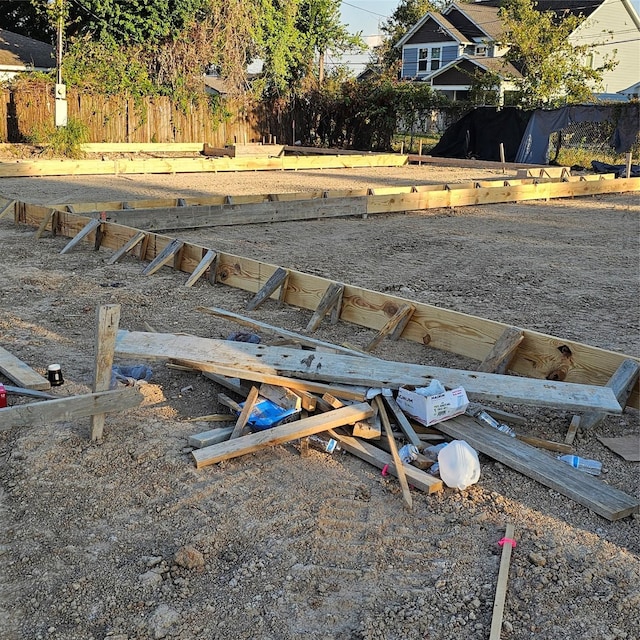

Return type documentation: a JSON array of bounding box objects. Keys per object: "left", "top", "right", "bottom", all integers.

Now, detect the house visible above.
[
  {"left": 0, "top": 29, "right": 54, "bottom": 82},
  {"left": 396, "top": 0, "right": 640, "bottom": 100}
]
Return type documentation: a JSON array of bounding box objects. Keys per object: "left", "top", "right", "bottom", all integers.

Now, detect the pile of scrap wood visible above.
[{"left": 114, "top": 323, "right": 640, "bottom": 522}]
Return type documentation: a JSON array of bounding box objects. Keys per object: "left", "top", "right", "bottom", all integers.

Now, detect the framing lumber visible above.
[
  {"left": 185, "top": 249, "right": 216, "bottom": 287},
  {"left": 229, "top": 386, "right": 260, "bottom": 439},
  {"left": 60, "top": 218, "right": 102, "bottom": 254},
  {"left": 433, "top": 414, "right": 639, "bottom": 521},
  {"left": 64, "top": 175, "right": 638, "bottom": 232},
  {"left": 197, "top": 306, "right": 372, "bottom": 358},
  {"left": 572, "top": 359, "right": 640, "bottom": 433},
  {"left": 14, "top": 201, "right": 640, "bottom": 409},
  {"left": 81, "top": 142, "right": 204, "bottom": 154},
  {"left": 0, "top": 153, "right": 407, "bottom": 178},
  {"left": 407, "top": 154, "right": 549, "bottom": 170},
  {"left": 377, "top": 395, "right": 413, "bottom": 509},
  {"left": 246, "top": 267, "right": 289, "bottom": 311},
  {"left": 192, "top": 402, "right": 374, "bottom": 468},
  {"left": 365, "top": 303, "right": 415, "bottom": 351},
  {"left": 0, "top": 387, "right": 143, "bottom": 431},
  {"left": 490, "top": 523, "right": 516, "bottom": 640},
  {"left": 141, "top": 238, "right": 184, "bottom": 276},
  {"left": 306, "top": 282, "right": 344, "bottom": 331},
  {"left": 0, "top": 346, "right": 50, "bottom": 390},
  {"left": 106, "top": 230, "right": 147, "bottom": 265},
  {"left": 114, "top": 330, "right": 624, "bottom": 414},
  {"left": 328, "top": 429, "right": 442, "bottom": 493},
  {"left": 0, "top": 199, "right": 16, "bottom": 220},
  {"left": 34, "top": 208, "right": 55, "bottom": 239},
  {"left": 188, "top": 426, "right": 234, "bottom": 448},
  {"left": 91, "top": 304, "right": 121, "bottom": 441},
  {"left": 478, "top": 326, "right": 524, "bottom": 374},
  {"left": 381, "top": 389, "right": 422, "bottom": 448}
]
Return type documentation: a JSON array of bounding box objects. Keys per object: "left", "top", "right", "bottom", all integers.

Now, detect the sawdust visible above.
[{"left": 0, "top": 164, "right": 638, "bottom": 640}]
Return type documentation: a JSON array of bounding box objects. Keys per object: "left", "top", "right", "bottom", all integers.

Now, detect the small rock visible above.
[
  {"left": 148, "top": 604, "right": 180, "bottom": 639},
  {"left": 139, "top": 570, "right": 163, "bottom": 588},
  {"left": 174, "top": 545, "right": 205, "bottom": 569},
  {"left": 503, "top": 620, "right": 513, "bottom": 633},
  {"left": 529, "top": 552, "right": 547, "bottom": 567}
]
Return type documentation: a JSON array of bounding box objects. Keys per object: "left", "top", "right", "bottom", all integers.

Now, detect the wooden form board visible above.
[
  {"left": 15, "top": 201, "right": 640, "bottom": 409},
  {"left": 0, "top": 346, "right": 50, "bottom": 390},
  {"left": 114, "top": 330, "right": 623, "bottom": 414},
  {"left": 0, "top": 153, "right": 408, "bottom": 178},
  {"left": 434, "top": 414, "right": 639, "bottom": 521},
  {"left": 81, "top": 142, "right": 204, "bottom": 153},
  {"left": 406, "top": 154, "right": 549, "bottom": 170}
]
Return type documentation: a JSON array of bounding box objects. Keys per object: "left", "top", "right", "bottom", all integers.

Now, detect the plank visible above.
[
  {"left": 0, "top": 346, "right": 50, "bottom": 391},
  {"left": 91, "top": 304, "right": 121, "bottom": 441},
  {"left": 184, "top": 249, "right": 216, "bottom": 287},
  {"left": 574, "top": 359, "right": 640, "bottom": 432},
  {"left": 306, "top": 282, "right": 344, "bottom": 331},
  {"left": 489, "top": 523, "right": 516, "bottom": 640},
  {"left": 34, "top": 208, "right": 55, "bottom": 239},
  {"left": 565, "top": 415, "right": 581, "bottom": 445},
  {"left": 196, "top": 306, "right": 373, "bottom": 358},
  {"left": 81, "top": 142, "right": 204, "bottom": 153},
  {"left": 381, "top": 390, "right": 422, "bottom": 447},
  {"left": 328, "top": 430, "right": 442, "bottom": 494},
  {"left": 0, "top": 387, "right": 143, "bottom": 431},
  {"left": 376, "top": 395, "right": 412, "bottom": 509},
  {"left": 191, "top": 402, "right": 374, "bottom": 468},
  {"left": 478, "top": 326, "right": 524, "bottom": 374},
  {"left": 105, "top": 230, "right": 146, "bottom": 265},
  {"left": 230, "top": 386, "right": 260, "bottom": 439},
  {"left": 188, "top": 426, "right": 234, "bottom": 448},
  {"left": 18, "top": 203, "right": 640, "bottom": 409},
  {"left": 114, "top": 331, "right": 625, "bottom": 414},
  {"left": 142, "top": 238, "right": 184, "bottom": 275},
  {"left": 434, "top": 414, "right": 639, "bottom": 521},
  {"left": 0, "top": 199, "right": 16, "bottom": 220},
  {"left": 246, "top": 267, "right": 289, "bottom": 310},
  {"left": 365, "top": 303, "right": 415, "bottom": 351},
  {"left": 59, "top": 218, "right": 101, "bottom": 254}
]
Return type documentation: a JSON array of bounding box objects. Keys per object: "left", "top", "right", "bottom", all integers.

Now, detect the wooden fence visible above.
[{"left": 0, "top": 85, "right": 264, "bottom": 144}]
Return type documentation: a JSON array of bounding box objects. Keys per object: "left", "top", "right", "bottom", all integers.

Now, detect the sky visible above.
[{"left": 334, "top": 0, "right": 640, "bottom": 75}]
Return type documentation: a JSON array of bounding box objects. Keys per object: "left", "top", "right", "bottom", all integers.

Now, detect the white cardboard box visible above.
[{"left": 396, "top": 386, "right": 469, "bottom": 427}]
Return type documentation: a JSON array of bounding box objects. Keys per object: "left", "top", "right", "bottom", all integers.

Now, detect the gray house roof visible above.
[
  {"left": 445, "top": 3, "right": 504, "bottom": 41},
  {"left": 0, "top": 29, "right": 54, "bottom": 69}
]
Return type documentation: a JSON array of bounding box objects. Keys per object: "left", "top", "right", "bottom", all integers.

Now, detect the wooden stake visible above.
[
  {"left": 106, "top": 230, "right": 146, "bottom": 265},
  {"left": 490, "top": 523, "right": 516, "bottom": 640},
  {"left": 626, "top": 152, "right": 632, "bottom": 179},
  {"left": 185, "top": 249, "right": 217, "bottom": 287},
  {"left": 246, "top": 267, "right": 289, "bottom": 310},
  {"left": 90, "top": 304, "right": 121, "bottom": 441},
  {"left": 230, "top": 386, "right": 260, "bottom": 439},
  {"left": 499, "top": 142, "right": 506, "bottom": 174},
  {"left": 59, "top": 217, "right": 101, "bottom": 253},
  {"left": 306, "top": 282, "right": 344, "bottom": 332},
  {"left": 376, "top": 395, "right": 413, "bottom": 510}
]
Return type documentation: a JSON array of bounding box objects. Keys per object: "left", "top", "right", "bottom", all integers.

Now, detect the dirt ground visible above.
[{"left": 0, "top": 163, "right": 639, "bottom": 640}]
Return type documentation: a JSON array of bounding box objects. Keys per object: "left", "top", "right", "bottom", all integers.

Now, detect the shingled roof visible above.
[{"left": 0, "top": 29, "right": 54, "bottom": 69}]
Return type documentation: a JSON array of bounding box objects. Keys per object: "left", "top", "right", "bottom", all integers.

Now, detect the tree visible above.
[{"left": 498, "top": 0, "right": 617, "bottom": 107}]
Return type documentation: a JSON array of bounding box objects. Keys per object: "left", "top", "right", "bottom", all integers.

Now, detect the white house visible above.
[
  {"left": 0, "top": 29, "right": 54, "bottom": 82},
  {"left": 396, "top": 0, "right": 640, "bottom": 100}
]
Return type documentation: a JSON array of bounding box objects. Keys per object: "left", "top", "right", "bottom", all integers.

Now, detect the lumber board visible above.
[
  {"left": 81, "top": 142, "right": 204, "bottom": 153},
  {"left": 91, "top": 304, "right": 121, "bottom": 441},
  {"left": 478, "top": 326, "right": 524, "bottom": 374},
  {"left": 15, "top": 203, "right": 640, "bottom": 409},
  {"left": 406, "top": 154, "right": 548, "bottom": 170},
  {"left": 191, "top": 402, "right": 374, "bottom": 468},
  {"left": 434, "top": 414, "right": 639, "bottom": 521},
  {"left": 0, "top": 199, "right": 16, "bottom": 220},
  {"left": 188, "top": 426, "right": 234, "bottom": 448},
  {"left": 106, "top": 230, "right": 146, "bottom": 264},
  {"left": 184, "top": 249, "right": 216, "bottom": 287},
  {"left": 60, "top": 218, "right": 101, "bottom": 254},
  {"left": 0, "top": 346, "right": 50, "bottom": 390},
  {"left": 0, "top": 154, "right": 407, "bottom": 178},
  {"left": 114, "top": 331, "right": 624, "bottom": 414},
  {"left": 0, "top": 387, "right": 143, "bottom": 431},
  {"left": 328, "top": 430, "right": 442, "bottom": 493},
  {"left": 246, "top": 267, "right": 289, "bottom": 310}
]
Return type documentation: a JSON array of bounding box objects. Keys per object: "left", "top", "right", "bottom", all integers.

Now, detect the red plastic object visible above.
[{"left": 0, "top": 384, "right": 6, "bottom": 408}]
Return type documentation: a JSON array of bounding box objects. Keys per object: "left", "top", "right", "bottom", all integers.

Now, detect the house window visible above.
[
  {"left": 464, "top": 44, "right": 475, "bottom": 55},
  {"left": 418, "top": 48, "right": 429, "bottom": 72},
  {"left": 431, "top": 47, "right": 441, "bottom": 71}
]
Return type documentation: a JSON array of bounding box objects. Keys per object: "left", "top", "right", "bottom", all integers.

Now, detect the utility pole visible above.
[{"left": 53, "top": 0, "right": 67, "bottom": 126}]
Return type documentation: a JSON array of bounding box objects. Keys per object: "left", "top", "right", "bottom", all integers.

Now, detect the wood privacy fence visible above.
[{"left": 0, "top": 85, "right": 264, "bottom": 144}]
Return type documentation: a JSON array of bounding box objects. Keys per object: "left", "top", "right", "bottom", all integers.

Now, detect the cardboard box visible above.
[{"left": 396, "top": 385, "right": 469, "bottom": 427}]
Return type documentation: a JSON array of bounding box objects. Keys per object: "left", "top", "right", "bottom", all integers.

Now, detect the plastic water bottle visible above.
[
  {"left": 470, "top": 409, "right": 516, "bottom": 437},
  {"left": 557, "top": 455, "right": 602, "bottom": 476},
  {"left": 308, "top": 434, "right": 341, "bottom": 454},
  {"left": 398, "top": 444, "right": 419, "bottom": 464},
  {"left": 422, "top": 442, "right": 448, "bottom": 461}
]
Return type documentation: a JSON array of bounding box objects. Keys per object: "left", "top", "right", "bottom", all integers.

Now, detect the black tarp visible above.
[{"left": 429, "top": 107, "right": 532, "bottom": 162}]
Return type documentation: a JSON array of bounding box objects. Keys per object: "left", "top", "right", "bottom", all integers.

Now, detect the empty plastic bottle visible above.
[
  {"left": 469, "top": 409, "right": 516, "bottom": 437},
  {"left": 308, "top": 434, "right": 341, "bottom": 454},
  {"left": 557, "top": 455, "right": 602, "bottom": 476},
  {"left": 398, "top": 444, "right": 419, "bottom": 464}
]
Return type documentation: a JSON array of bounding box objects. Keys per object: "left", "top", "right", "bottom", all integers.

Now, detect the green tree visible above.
[{"left": 499, "top": 0, "right": 617, "bottom": 107}]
